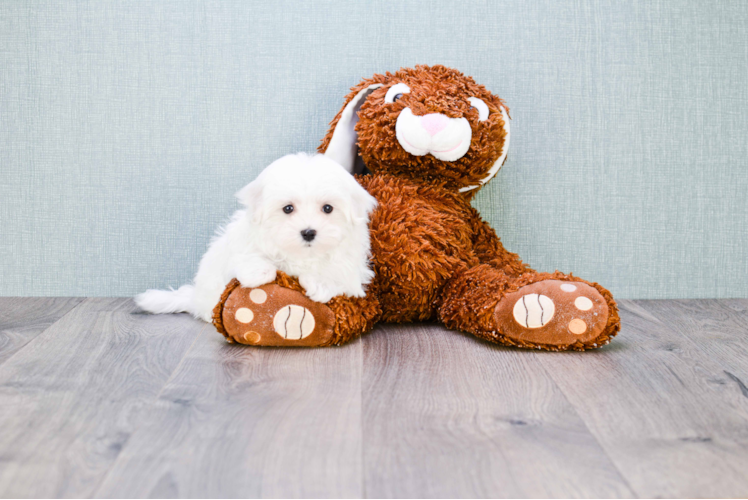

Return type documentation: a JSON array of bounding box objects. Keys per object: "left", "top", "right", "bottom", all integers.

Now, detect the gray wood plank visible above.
[
  {"left": 538, "top": 299, "right": 748, "bottom": 498},
  {"left": 0, "top": 299, "right": 205, "bottom": 498},
  {"left": 362, "top": 323, "right": 634, "bottom": 498},
  {"left": 638, "top": 299, "right": 748, "bottom": 387},
  {"left": 94, "top": 329, "right": 364, "bottom": 498},
  {"left": 0, "top": 297, "right": 84, "bottom": 365},
  {"left": 1, "top": 298, "right": 745, "bottom": 498}
]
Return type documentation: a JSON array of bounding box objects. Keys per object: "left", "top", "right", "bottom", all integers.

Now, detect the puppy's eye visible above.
[
  {"left": 283, "top": 205, "right": 294, "bottom": 214},
  {"left": 468, "top": 97, "right": 490, "bottom": 121},
  {"left": 322, "top": 204, "right": 334, "bottom": 214},
  {"left": 385, "top": 83, "right": 411, "bottom": 104}
]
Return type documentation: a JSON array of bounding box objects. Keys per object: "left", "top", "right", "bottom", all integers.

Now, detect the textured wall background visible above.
[{"left": 1, "top": 0, "right": 747, "bottom": 298}]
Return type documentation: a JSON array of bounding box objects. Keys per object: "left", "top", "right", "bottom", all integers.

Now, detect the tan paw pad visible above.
[
  {"left": 249, "top": 289, "right": 267, "bottom": 304},
  {"left": 574, "top": 296, "right": 593, "bottom": 311},
  {"left": 235, "top": 307, "right": 254, "bottom": 323},
  {"left": 243, "top": 331, "right": 261, "bottom": 344},
  {"left": 512, "top": 294, "right": 555, "bottom": 328},
  {"left": 273, "top": 305, "right": 316, "bottom": 340},
  {"left": 568, "top": 318, "right": 587, "bottom": 334}
]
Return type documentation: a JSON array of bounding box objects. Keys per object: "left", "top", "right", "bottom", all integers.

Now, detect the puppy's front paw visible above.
[
  {"left": 235, "top": 265, "right": 277, "bottom": 289},
  {"left": 299, "top": 276, "right": 335, "bottom": 303},
  {"left": 306, "top": 289, "right": 335, "bottom": 303},
  {"left": 345, "top": 283, "right": 367, "bottom": 298}
]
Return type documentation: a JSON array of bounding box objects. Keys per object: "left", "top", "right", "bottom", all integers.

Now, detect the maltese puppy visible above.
[{"left": 136, "top": 153, "right": 378, "bottom": 322}]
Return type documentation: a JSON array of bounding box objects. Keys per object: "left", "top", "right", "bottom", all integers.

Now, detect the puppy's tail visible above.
[{"left": 135, "top": 285, "right": 196, "bottom": 316}]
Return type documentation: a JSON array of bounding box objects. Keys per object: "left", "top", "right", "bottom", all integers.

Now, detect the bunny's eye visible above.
[
  {"left": 283, "top": 205, "right": 294, "bottom": 214},
  {"left": 468, "top": 97, "right": 490, "bottom": 121},
  {"left": 385, "top": 83, "right": 411, "bottom": 104}
]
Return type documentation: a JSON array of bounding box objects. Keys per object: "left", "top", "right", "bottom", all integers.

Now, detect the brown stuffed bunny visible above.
[{"left": 214, "top": 65, "right": 620, "bottom": 351}]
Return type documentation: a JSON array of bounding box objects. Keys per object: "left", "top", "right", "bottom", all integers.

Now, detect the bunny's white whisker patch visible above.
[{"left": 395, "top": 108, "right": 472, "bottom": 162}]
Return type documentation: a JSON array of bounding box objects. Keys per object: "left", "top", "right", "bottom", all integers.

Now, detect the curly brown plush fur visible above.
[
  {"left": 215, "top": 64, "right": 620, "bottom": 351},
  {"left": 321, "top": 65, "right": 619, "bottom": 350}
]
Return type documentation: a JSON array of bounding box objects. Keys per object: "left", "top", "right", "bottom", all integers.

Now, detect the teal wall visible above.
[{"left": 1, "top": 1, "right": 747, "bottom": 298}]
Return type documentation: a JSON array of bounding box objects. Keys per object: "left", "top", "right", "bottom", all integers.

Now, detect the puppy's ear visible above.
[
  {"left": 346, "top": 177, "right": 378, "bottom": 222},
  {"left": 235, "top": 178, "right": 265, "bottom": 223},
  {"left": 320, "top": 79, "right": 384, "bottom": 174}
]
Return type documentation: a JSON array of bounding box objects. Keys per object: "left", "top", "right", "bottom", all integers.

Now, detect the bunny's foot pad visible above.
[
  {"left": 213, "top": 278, "right": 335, "bottom": 346},
  {"left": 494, "top": 280, "right": 610, "bottom": 350}
]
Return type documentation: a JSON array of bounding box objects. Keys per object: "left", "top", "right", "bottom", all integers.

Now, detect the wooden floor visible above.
[{"left": 0, "top": 298, "right": 747, "bottom": 498}]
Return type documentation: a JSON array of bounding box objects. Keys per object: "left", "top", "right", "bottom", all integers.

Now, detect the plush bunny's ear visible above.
[
  {"left": 322, "top": 83, "right": 382, "bottom": 174},
  {"left": 458, "top": 105, "right": 511, "bottom": 193}
]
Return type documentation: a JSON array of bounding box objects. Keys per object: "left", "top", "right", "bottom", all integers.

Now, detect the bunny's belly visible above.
[{"left": 360, "top": 174, "right": 480, "bottom": 322}]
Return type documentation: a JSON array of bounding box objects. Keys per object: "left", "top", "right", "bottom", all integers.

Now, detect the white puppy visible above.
[{"left": 136, "top": 153, "right": 377, "bottom": 322}]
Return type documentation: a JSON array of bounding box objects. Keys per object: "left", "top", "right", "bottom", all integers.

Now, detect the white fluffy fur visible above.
[{"left": 135, "top": 153, "right": 378, "bottom": 322}]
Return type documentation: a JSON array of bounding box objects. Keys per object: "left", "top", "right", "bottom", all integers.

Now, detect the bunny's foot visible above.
[
  {"left": 438, "top": 266, "right": 620, "bottom": 351},
  {"left": 493, "top": 279, "right": 614, "bottom": 350},
  {"left": 213, "top": 275, "right": 380, "bottom": 347}
]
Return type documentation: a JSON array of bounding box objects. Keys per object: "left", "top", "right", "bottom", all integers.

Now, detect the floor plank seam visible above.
[
  {"left": 637, "top": 301, "right": 748, "bottom": 416},
  {"left": 724, "top": 371, "right": 748, "bottom": 398},
  {"left": 89, "top": 317, "right": 210, "bottom": 498},
  {"left": 0, "top": 297, "right": 89, "bottom": 369},
  {"left": 145, "top": 319, "right": 211, "bottom": 404},
  {"left": 357, "top": 334, "right": 367, "bottom": 500},
  {"left": 534, "top": 317, "right": 641, "bottom": 499}
]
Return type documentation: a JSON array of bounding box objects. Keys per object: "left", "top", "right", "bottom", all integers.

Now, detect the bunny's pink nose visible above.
[{"left": 420, "top": 113, "right": 448, "bottom": 136}]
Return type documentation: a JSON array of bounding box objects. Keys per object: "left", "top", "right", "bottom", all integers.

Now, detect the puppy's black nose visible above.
[{"left": 301, "top": 229, "right": 316, "bottom": 242}]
